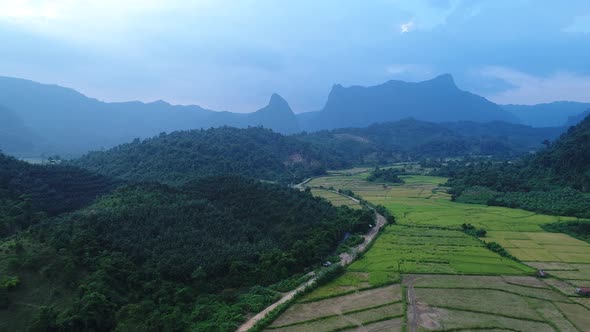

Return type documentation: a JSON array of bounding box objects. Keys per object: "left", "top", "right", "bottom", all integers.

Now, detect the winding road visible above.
[{"left": 236, "top": 190, "right": 386, "bottom": 332}]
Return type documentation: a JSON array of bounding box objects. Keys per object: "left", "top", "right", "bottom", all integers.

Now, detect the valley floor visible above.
[{"left": 264, "top": 167, "right": 590, "bottom": 331}]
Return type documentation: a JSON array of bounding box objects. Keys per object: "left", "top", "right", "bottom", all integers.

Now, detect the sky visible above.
[{"left": 1, "top": 0, "right": 590, "bottom": 113}]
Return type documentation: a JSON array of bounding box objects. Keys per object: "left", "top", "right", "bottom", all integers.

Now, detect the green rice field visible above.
[{"left": 267, "top": 167, "right": 590, "bottom": 331}]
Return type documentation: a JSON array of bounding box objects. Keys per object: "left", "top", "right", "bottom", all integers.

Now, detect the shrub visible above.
[{"left": 2, "top": 276, "right": 20, "bottom": 290}]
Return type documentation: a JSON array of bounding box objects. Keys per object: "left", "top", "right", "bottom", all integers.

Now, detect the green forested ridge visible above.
[
  {"left": 442, "top": 114, "right": 590, "bottom": 218},
  {"left": 0, "top": 187, "right": 45, "bottom": 238},
  {"left": 0, "top": 104, "right": 36, "bottom": 154},
  {"left": 1, "top": 175, "right": 373, "bottom": 331},
  {"left": 71, "top": 120, "right": 563, "bottom": 187},
  {"left": 71, "top": 126, "right": 336, "bottom": 185},
  {"left": 529, "top": 114, "right": 590, "bottom": 191},
  {"left": 0, "top": 153, "right": 118, "bottom": 237},
  {"left": 296, "top": 118, "right": 557, "bottom": 164}
]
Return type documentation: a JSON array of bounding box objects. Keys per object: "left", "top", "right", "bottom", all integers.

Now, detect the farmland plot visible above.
[
  {"left": 266, "top": 170, "right": 590, "bottom": 332},
  {"left": 404, "top": 274, "right": 585, "bottom": 332},
  {"left": 310, "top": 188, "right": 362, "bottom": 209},
  {"left": 266, "top": 285, "right": 403, "bottom": 332}
]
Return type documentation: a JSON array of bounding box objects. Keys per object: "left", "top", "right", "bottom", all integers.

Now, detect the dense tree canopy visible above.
[
  {"left": 0, "top": 153, "right": 118, "bottom": 238},
  {"left": 366, "top": 167, "right": 405, "bottom": 183},
  {"left": 70, "top": 120, "right": 562, "bottom": 186},
  {"left": 440, "top": 114, "right": 590, "bottom": 218},
  {"left": 0, "top": 153, "right": 118, "bottom": 215},
  {"left": 3, "top": 175, "right": 373, "bottom": 330},
  {"left": 70, "top": 127, "right": 334, "bottom": 185}
]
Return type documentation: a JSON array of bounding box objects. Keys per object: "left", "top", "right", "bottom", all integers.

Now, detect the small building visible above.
[
  {"left": 576, "top": 287, "right": 590, "bottom": 296},
  {"left": 537, "top": 270, "right": 547, "bottom": 278},
  {"left": 322, "top": 261, "right": 332, "bottom": 267}
]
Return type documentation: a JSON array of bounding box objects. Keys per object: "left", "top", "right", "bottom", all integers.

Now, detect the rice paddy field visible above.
[
  {"left": 265, "top": 166, "right": 590, "bottom": 331},
  {"left": 310, "top": 189, "right": 362, "bottom": 209},
  {"left": 265, "top": 285, "right": 404, "bottom": 332}
]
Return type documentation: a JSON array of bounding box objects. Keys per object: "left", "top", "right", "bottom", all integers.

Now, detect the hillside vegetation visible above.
[
  {"left": 71, "top": 127, "right": 336, "bottom": 185},
  {"left": 1, "top": 175, "right": 373, "bottom": 331},
  {"left": 443, "top": 114, "right": 590, "bottom": 218},
  {"left": 297, "top": 118, "right": 561, "bottom": 163},
  {"left": 0, "top": 153, "right": 118, "bottom": 217},
  {"left": 72, "top": 119, "right": 565, "bottom": 186}
]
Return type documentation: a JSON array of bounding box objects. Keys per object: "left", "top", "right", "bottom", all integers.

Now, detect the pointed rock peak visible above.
[
  {"left": 327, "top": 84, "right": 345, "bottom": 100},
  {"left": 256, "top": 93, "right": 294, "bottom": 115},
  {"left": 427, "top": 73, "right": 456, "bottom": 87},
  {"left": 151, "top": 99, "right": 170, "bottom": 106},
  {"left": 268, "top": 93, "right": 289, "bottom": 108}
]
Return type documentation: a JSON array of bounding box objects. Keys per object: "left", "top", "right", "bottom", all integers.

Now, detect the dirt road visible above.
[
  {"left": 339, "top": 212, "right": 385, "bottom": 265},
  {"left": 403, "top": 275, "right": 427, "bottom": 332},
  {"left": 236, "top": 192, "right": 386, "bottom": 331},
  {"left": 236, "top": 273, "right": 316, "bottom": 332}
]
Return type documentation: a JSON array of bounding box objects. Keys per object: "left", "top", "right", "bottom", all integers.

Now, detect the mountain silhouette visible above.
[{"left": 299, "top": 74, "right": 518, "bottom": 131}]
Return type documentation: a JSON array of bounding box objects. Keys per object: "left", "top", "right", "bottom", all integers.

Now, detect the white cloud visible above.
[
  {"left": 0, "top": 0, "right": 61, "bottom": 19},
  {"left": 479, "top": 66, "right": 590, "bottom": 104},
  {"left": 0, "top": 1, "right": 210, "bottom": 47},
  {"left": 394, "top": 0, "right": 460, "bottom": 31},
  {"left": 400, "top": 21, "right": 414, "bottom": 33}
]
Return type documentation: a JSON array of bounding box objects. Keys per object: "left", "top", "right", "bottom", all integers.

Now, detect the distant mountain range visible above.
[
  {"left": 0, "top": 74, "right": 587, "bottom": 156},
  {"left": 0, "top": 76, "right": 302, "bottom": 156},
  {"left": 564, "top": 109, "right": 590, "bottom": 127},
  {"left": 502, "top": 101, "right": 590, "bottom": 127},
  {"left": 0, "top": 105, "right": 36, "bottom": 153}
]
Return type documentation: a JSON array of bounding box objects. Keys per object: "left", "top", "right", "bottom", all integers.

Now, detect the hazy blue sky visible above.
[{"left": 1, "top": 0, "right": 590, "bottom": 112}]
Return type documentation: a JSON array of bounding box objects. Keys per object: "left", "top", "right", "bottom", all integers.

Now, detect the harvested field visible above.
[
  {"left": 344, "top": 317, "right": 403, "bottom": 332},
  {"left": 407, "top": 275, "right": 568, "bottom": 302},
  {"left": 571, "top": 297, "right": 590, "bottom": 309},
  {"left": 266, "top": 303, "right": 404, "bottom": 332},
  {"left": 413, "top": 288, "right": 543, "bottom": 320},
  {"left": 409, "top": 307, "right": 555, "bottom": 332},
  {"left": 554, "top": 302, "right": 590, "bottom": 331},
  {"left": 404, "top": 274, "right": 581, "bottom": 332},
  {"left": 269, "top": 285, "right": 401, "bottom": 328}
]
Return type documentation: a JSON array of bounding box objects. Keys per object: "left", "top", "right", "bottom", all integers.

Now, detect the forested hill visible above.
[
  {"left": 0, "top": 105, "right": 36, "bottom": 154},
  {"left": 529, "top": 114, "right": 590, "bottom": 191},
  {"left": 443, "top": 114, "right": 590, "bottom": 218},
  {"left": 70, "top": 127, "right": 339, "bottom": 184},
  {"left": 502, "top": 101, "right": 590, "bottom": 127},
  {"left": 0, "top": 153, "right": 118, "bottom": 216},
  {"left": 297, "top": 118, "right": 563, "bottom": 162},
  {"left": 565, "top": 109, "right": 590, "bottom": 127},
  {"left": 71, "top": 120, "right": 565, "bottom": 185},
  {"left": 2, "top": 176, "right": 372, "bottom": 331}
]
